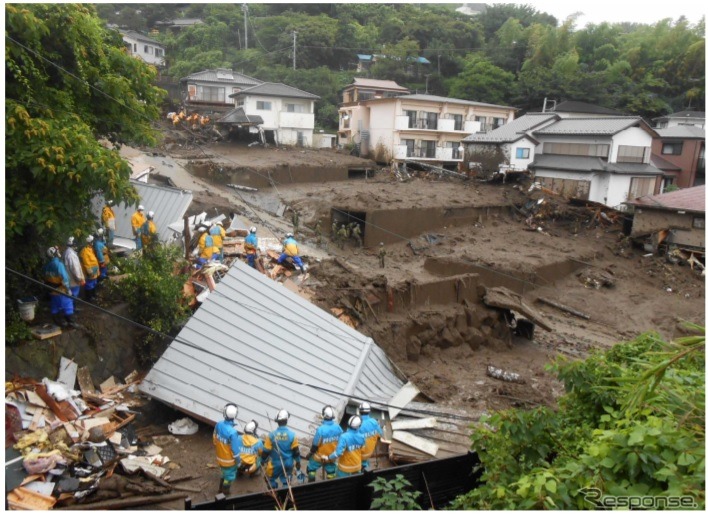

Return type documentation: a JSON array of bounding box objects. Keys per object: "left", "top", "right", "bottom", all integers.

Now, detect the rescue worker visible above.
[
  {"left": 141, "top": 211, "right": 158, "bottom": 251},
  {"left": 358, "top": 402, "right": 383, "bottom": 470},
  {"left": 213, "top": 403, "right": 242, "bottom": 496},
  {"left": 210, "top": 221, "right": 226, "bottom": 262},
  {"left": 314, "top": 219, "right": 323, "bottom": 246},
  {"left": 307, "top": 405, "right": 343, "bottom": 482},
  {"left": 131, "top": 205, "right": 147, "bottom": 251},
  {"left": 277, "top": 233, "right": 306, "bottom": 273},
  {"left": 101, "top": 200, "right": 116, "bottom": 247},
  {"left": 336, "top": 224, "right": 349, "bottom": 249},
  {"left": 261, "top": 409, "right": 302, "bottom": 489},
  {"left": 244, "top": 226, "right": 259, "bottom": 269},
  {"left": 331, "top": 220, "right": 339, "bottom": 240},
  {"left": 43, "top": 246, "right": 77, "bottom": 328},
  {"left": 238, "top": 420, "right": 264, "bottom": 478},
  {"left": 63, "top": 237, "right": 85, "bottom": 302},
  {"left": 352, "top": 223, "right": 363, "bottom": 248},
  {"left": 93, "top": 229, "right": 110, "bottom": 281},
  {"left": 378, "top": 243, "right": 386, "bottom": 268},
  {"left": 325, "top": 415, "right": 365, "bottom": 479},
  {"left": 80, "top": 236, "right": 100, "bottom": 302},
  {"left": 198, "top": 233, "right": 220, "bottom": 266},
  {"left": 197, "top": 221, "right": 211, "bottom": 256}
]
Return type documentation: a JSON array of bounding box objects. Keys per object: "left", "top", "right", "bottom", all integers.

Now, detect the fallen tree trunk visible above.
[
  {"left": 536, "top": 297, "right": 590, "bottom": 320},
  {"left": 60, "top": 492, "right": 188, "bottom": 510}
]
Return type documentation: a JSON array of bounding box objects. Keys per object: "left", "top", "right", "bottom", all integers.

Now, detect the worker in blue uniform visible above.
[
  {"left": 358, "top": 401, "right": 384, "bottom": 470},
  {"left": 277, "top": 233, "right": 306, "bottom": 273},
  {"left": 213, "top": 403, "right": 242, "bottom": 496},
  {"left": 43, "top": 246, "right": 77, "bottom": 329},
  {"left": 238, "top": 420, "right": 265, "bottom": 477},
  {"left": 306, "top": 405, "right": 343, "bottom": 482},
  {"left": 325, "top": 415, "right": 365, "bottom": 478},
  {"left": 261, "top": 409, "right": 302, "bottom": 489},
  {"left": 244, "top": 226, "right": 259, "bottom": 268}
]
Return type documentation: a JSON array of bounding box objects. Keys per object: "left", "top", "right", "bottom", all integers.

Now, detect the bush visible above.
[{"left": 370, "top": 474, "right": 422, "bottom": 510}]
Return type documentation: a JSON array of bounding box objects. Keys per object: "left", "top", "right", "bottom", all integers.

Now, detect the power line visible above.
[{"left": 5, "top": 266, "right": 478, "bottom": 423}]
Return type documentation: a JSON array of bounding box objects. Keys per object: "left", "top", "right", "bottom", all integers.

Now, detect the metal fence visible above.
[{"left": 186, "top": 451, "right": 482, "bottom": 511}]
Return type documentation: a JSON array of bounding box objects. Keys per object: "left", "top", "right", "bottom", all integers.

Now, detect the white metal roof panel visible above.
[{"left": 139, "top": 261, "right": 406, "bottom": 441}]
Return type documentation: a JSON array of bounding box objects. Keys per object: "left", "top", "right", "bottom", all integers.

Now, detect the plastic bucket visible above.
[{"left": 17, "top": 297, "right": 39, "bottom": 322}]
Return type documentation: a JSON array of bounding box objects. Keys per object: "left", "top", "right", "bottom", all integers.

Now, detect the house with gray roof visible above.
[
  {"left": 139, "top": 261, "right": 409, "bottom": 446},
  {"left": 462, "top": 113, "right": 559, "bottom": 174},
  {"left": 651, "top": 116, "right": 705, "bottom": 189},
  {"left": 545, "top": 100, "right": 625, "bottom": 118},
  {"left": 180, "top": 68, "right": 263, "bottom": 113},
  {"left": 119, "top": 30, "right": 165, "bottom": 67},
  {"left": 228, "top": 83, "right": 321, "bottom": 147},
  {"left": 529, "top": 117, "right": 664, "bottom": 207},
  {"left": 653, "top": 110, "right": 705, "bottom": 129}
]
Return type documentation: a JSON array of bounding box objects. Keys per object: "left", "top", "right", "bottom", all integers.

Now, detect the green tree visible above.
[{"left": 448, "top": 54, "right": 517, "bottom": 105}]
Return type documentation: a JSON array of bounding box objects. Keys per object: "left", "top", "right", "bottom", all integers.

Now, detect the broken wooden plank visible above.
[
  {"left": 99, "top": 376, "right": 119, "bottom": 394},
  {"left": 391, "top": 418, "right": 437, "bottom": 430},
  {"left": 392, "top": 431, "right": 439, "bottom": 457},
  {"left": 483, "top": 286, "right": 553, "bottom": 331},
  {"left": 77, "top": 366, "right": 97, "bottom": 398},
  {"left": 536, "top": 296, "right": 590, "bottom": 320},
  {"left": 30, "top": 324, "right": 62, "bottom": 340},
  {"left": 387, "top": 381, "right": 420, "bottom": 420}
]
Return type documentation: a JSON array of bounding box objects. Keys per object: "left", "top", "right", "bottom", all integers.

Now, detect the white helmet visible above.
[
  {"left": 148, "top": 211, "right": 155, "bottom": 219},
  {"left": 244, "top": 420, "right": 258, "bottom": 435},
  {"left": 249, "top": 227, "right": 257, "bottom": 234},
  {"left": 276, "top": 409, "right": 290, "bottom": 425},
  {"left": 322, "top": 405, "right": 335, "bottom": 421},
  {"left": 348, "top": 415, "right": 362, "bottom": 430},
  {"left": 137, "top": 205, "right": 145, "bottom": 211},
  {"left": 359, "top": 402, "right": 371, "bottom": 415},
  {"left": 96, "top": 228, "right": 104, "bottom": 236},
  {"left": 285, "top": 232, "right": 294, "bottom": 238},
  {"left": 203, "top": 221, "right": 212, "bottom": 228},
  {"left": 106, "top": 200, "right": 114, "bottom": 205},
  {"left": 86, "top": 235, "right": 94, "bottom": 243},
  {"left": 66, "top": 236, "right": 76, "bottom": 247},
  {"left": 47, "top": 246, "right": 60, "bottom": 258},
  {"left": 223, "top": 403, "right": 238, "bottom": 424}
]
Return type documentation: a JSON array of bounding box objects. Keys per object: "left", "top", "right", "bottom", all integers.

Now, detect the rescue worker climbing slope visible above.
[
  {"left": 213, "top": 403, "right": 242, "bottom": 496},
  {"left": 79, "top": 236, "right": 100, "bottom": 302},
  {"left": 238, "top": 420, "right": 264, "bottom": 477},
  {"left": 131, "top": 205, "right": 146, "bottom": 250},
  {"left": 261, "top": 409, "right": 302, "bottom": 489},
  {"left": 326, "top": 415, "right": 365, "bottom": 478},
  {"left": 101, "top": 200, "right": 116, "bottom": 247},
  {"left": 244, "top": 227, "right": 259, "bottom": 269},
  {"left": 277, "top": 233, "right": 306, "bottom": 273},
  {"left": 307, "top": 405, "right": 343, "bottom": 482},
  {"left": 358, "top": 402, "right": 384, "bottom": 470},
  {"left": 43, "top": 246, "right": 77, "bottom": 329}
]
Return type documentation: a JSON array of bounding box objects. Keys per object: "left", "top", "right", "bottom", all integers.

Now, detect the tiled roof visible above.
[
  {"left": 531, "top": 154, "right": 662, "bottom": 175},
  {"left": 656, "top": 111, "right": 706, "bottom": 120},
  {"left": 534, "top": 117, "right": 645, "bottom": 136},
  {"left": 391, "top": 94, "right": 516, "bottom": 110},
  {"left": 462, "top": 113, "right": 558, "bottom": 143},
  {"left": 139, "top": 261, "right": 407, "bottom": 442},
  {"left": 119, "top": 30, "right": 163, "bottom": 46},
  {"left": 551, "top": 101, "right": 625, "bottom": 116},
  {"left": 650, "top": 153, "right": 681, "bottom": 171},
  {"left": 180, "top": 69, "right": 262, "bottom": 86},
  {"left": 350, "top": 78, "right": 409, "bottom": 91},
  {"left": 234, "top": 82, "right": 320, "bottom": 100},
  {"left": 629, "top": 185, "right": 705, "bottom": 213},
  {"left": 656, "top": 126, "right": 705, "bottom": 139}
]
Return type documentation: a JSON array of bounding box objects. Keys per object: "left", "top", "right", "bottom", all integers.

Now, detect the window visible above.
[
  {"left": 516, "top": 148, "right": 530, "bottom": 159},
  {"left": 405, "top": 110, "right": 417, "bottom": 129},
  {"left": 452, "top": 114, "right": 463, "bottom": 131},
  {"left": 144, "top": 45, "right": 149, "bottom": 53},
  {"left": 447, "top": 142, "right": 462, "bottom": 159},
  {"left": 693, "top": 217, "right": 705, "bottom": 229},
  {"left": 256, "top": 101, "right": 272, "bottom": 111},
  {"left": 426, "top": 112, "right": 438, "bottom": 130},
  {"left": 544, "top": 142, "right": 610, "bottom": 158},
  {"left": 286, "top": 104, "right": 305, "bottom": 113},
  {"left": 422, "top": 140, "right": 436, "bottom": 158},
  {"left": 662, "top": 142, "right": 683, "bottom": 155},
  {"left": 155, "top": 48, "right": 163, "bottom": 57},
  {"left": 628, "top": 177, "right": 656, "bottom": 200},
  {"left": 617, "top": 145, "right": 648, "bottom": 163},
  {"left": 475, "top": 116, "right": 487, "bottom": 132},
  {"left": 133, "top": 43, "right": 137, "bottom": 52},
  {"left": 402, "top": 139, "right": 415, "bottom": 157},
  {"left": 197, "top": 85, "right": 224, "bottom": 103},
  {"left": 493, "top": 117, "right": 506, "bottom": 129}
]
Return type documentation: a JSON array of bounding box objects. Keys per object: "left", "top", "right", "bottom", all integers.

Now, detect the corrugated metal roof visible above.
[
  {"left": 95, "top": 181, "right": 193, "bottom": 244},
  {"left": 180, "top": 69, "right": 262, "bottom": 86},
  {"left": 534, "top": 117, "right": 643, "bottom": 135},
  {"left": 139, "top": 261, "right": 407, "bottom": 442},
  {"left": 393, "top": 94, "right": 516, "bottom": 111},
  {"left": 629, "top": 185, "right": 705, "bottom": 213},
  {"left": 656, "top": 126, "right": 705, "bottom": 139},
  {"left": 531, "top": 154, "right": 662, "bottom": 175},
  {"left": 463, "top": 113, "right": 558, "bottom": 143},
  {"left": 234, "top": 82, "right": 320, "bottom": 100}
]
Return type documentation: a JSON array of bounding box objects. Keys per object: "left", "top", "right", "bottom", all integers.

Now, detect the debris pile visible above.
[{"left": 5, "top": 359, "right": 192, "bottom": 511}]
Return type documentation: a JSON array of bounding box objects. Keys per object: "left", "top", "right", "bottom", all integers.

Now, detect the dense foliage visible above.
[
  {"left": 369, "top": 474, "right": 422, "bottom": 510},
  {"left": 5, "top": 4, "right": 165, "bottom": 273},
  {"left": 96, "top": 3, "right": 704, "bottom": 130},
  {"left": 448, "top": 329, "right": 705, "bottom": 510}
]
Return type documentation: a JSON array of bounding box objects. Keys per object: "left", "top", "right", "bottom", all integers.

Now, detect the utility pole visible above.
[
  {"left": 292, "top": 30, "right": 297, "bottom": 70},
  {"left": 242, "top": 4, "right": 248, "bottom": 50}
]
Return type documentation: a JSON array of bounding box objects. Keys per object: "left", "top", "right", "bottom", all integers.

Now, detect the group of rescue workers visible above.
[{"left": 213, "top": 401, "right": 383, "bottom": 495}]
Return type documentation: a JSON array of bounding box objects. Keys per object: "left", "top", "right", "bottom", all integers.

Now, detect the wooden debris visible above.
[
  {"left": 100, "top": 376, "right": 119, "bottom": 394},
  {"left": 392, "top": 431, "right": 439, "bottom": 456},
  {"left": 7, "top": 487, "right": 57, "bottom": 510},
  {"left": 487, "top": 365, "right": 525, "bottom": 384},
  {"left": 60, "top": 492, "right": 188, "bottom": 510},
  {"left": 77, "top": 366, "right": 97, "bottom": 398},
  {"left": 536, "top": 296, "right": 590, "bottom": 320},
  {"left": 30, "top": 324, "right": 62, "bottom": 340},
  {"left": 483, "top": 286, "right": 553, "bottom": 331},
  {"left": 391, "top": 418, "right": 437, "bottom": 430}
]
